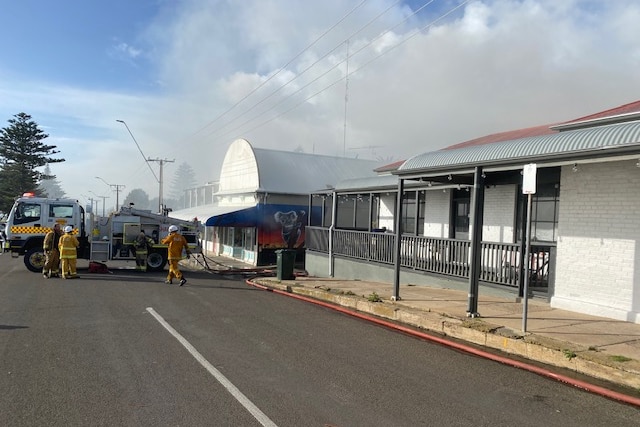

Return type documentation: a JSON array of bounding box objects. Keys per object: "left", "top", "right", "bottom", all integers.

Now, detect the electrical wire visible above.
[
  {"left": 205, "top": 0, "right": 464, "bottom": 142},
  {"left": 180, "top": 0, "right": 371, "bottom": 142}
]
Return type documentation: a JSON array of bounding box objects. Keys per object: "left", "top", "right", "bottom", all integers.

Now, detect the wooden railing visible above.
[{"left": 305, "top": 226, "right": 552, "bottom": 290}]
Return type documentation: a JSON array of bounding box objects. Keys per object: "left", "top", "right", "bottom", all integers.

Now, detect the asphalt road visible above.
[{"left": 1, "top": 255, "right": 638, "bottom": 427}]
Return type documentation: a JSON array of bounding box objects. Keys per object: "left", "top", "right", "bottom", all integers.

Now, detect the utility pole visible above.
[
  {"left": 147, "top": 158, "right": 174, "bottom": 213},
  {"left": 95, "top": 177, "right": 125, "bottom": 211},
  {"left": 90, "top": 191, "right": 109, "bottom": 216}
]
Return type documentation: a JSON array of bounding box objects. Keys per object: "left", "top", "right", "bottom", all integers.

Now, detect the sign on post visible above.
[
  {"left": 521, "top": 163, "right": 537, "bottom": 333},
  {"left": 523, "top": 163, "right": 537, "bottom": 194}
]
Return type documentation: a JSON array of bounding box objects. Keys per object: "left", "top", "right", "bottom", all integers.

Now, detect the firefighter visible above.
[
  {"left": 42, "top": 223, "right": 62, "bottom": 278},
  {"left": 161, "top": 225, "right": 191, "bottom": 286},
  {"left": 134, "top": 231, "right": 154, "bottom": 271},
  {"left": 0, "top": 223, "right": 7, "bottom": 254},
  {"left": 59, "top": 225, "right": 80, "bottom": 279}
]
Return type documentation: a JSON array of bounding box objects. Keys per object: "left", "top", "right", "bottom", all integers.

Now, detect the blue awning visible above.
[{"left": 205, "top": 205, "right": 259, "bottom": 227}]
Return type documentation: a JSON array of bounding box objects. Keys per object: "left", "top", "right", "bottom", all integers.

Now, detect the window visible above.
[
  {"left": 517, "top": 182, "right": 560, "bottom": 243},
  {"left": 401, "top": 190, "right": 425, "bottom": 235},
  {"left": 50, "top": 204, "right": 74, "bottom": 218},
  {"left": 354, "top": 194, "right": 370, "bottom": 230},
  {"left": 242, "top": 227, "right": 255, "bottom": 251},
  {"left": 336, "top": 194, "right": 371, "bottom": 229},
  {"left": 336, "top": 195, "right": 353, "bottom": 228},
  {"left": 14, "top": 202, "right": 41, "bottom": 224},
  {"left": 451, "top": 190, "right": 470, "bottom": 240}
]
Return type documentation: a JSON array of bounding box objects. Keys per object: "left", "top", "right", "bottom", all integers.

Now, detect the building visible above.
[
  {"left": 171, "top": 138, "right": 382, "bottom": 265},
  {"left": 306, "top": 100, "right": 640, "bottom": 324}
]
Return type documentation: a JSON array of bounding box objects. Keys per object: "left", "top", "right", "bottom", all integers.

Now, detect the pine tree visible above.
[
  {"left": 169, "top": 162, "right": 197, "bottom": 209},
  {"left": 0, "top": 113, "right": 64, "bottom": 212},
  {"left": 38, "top": 164, "right": 66, "bottom": 198}
]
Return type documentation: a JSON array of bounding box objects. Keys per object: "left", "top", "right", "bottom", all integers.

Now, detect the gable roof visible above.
[
  {"left": 398, "top": 120, "right": 640, "bottom": 175},
  {"left": 376, "top": 99, "right": 640, "bottom": 174},
  {"left": 443, "top": 99, "right": 640, "bottom": 151}
]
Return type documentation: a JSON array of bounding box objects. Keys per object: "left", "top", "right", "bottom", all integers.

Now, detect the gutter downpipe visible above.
[
  {"left": 392, "top": 178, "right": 404, "bottom": 301},
  {"left": 329, "top": 190, "right": 337, "bottom": 277}
]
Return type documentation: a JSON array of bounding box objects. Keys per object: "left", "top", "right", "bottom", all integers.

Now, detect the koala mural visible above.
[{"left": 274, "top": 210, "right": 306, "bottom": 248}]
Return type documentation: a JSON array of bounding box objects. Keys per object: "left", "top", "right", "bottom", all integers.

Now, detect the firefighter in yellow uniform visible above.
[
  {"left": 59, "top": 225, "right": 80, "bottom": 279},
  {"left": 161, "top": 225, "right": 191, "bottom": 286},
  {"left": 134, "top": 231, "right": 154, "bottom": 271},
  {"left": 43, "top": 224, "right": 62, "bottom": 278}
]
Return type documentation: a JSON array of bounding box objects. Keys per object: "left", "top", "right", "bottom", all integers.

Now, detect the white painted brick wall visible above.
[
  {"left": 482, "top": 185, "right": 516, "bottom": 243},
  {"left": 379, "top": 194, "right": 396, "bottom": 231},
  {"left": 552, "top": 160, "right": 640, "bottom": 322},
  {"left": 423, "top": 189, "right": 450, "bottom": 238}
]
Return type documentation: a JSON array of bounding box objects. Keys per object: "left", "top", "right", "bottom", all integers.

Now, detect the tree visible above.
[
  {"left": 169, "top": 162, "right": 197, "bottom": 209},
  {"left": 122, "top": 188, "right": 150, "bottom": 210},
  {"left": 38, "top": 164, "right": 66, "bottom": 198},
  {"left": 0, "top": 113, "right": 64, "bottom": 212}
]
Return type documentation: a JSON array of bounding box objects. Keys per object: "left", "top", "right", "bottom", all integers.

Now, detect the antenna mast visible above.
[{"left": 343, "top": 39, "right": 349, "bottom": 157}]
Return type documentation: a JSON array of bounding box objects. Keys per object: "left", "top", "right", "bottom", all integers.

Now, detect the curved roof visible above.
[
  {"left": 220, "top": 139, "right": 382, "bottom": 195},
  {"left": 399, "top": 120, "right": 640, "bottom": 175}
]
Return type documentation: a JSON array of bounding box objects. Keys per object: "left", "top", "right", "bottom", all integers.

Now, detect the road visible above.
[{"left": 0, "top": 255, "right": 638, "bottom": 426}]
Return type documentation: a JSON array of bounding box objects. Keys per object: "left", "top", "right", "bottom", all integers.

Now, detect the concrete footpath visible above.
[{"left": 185, "top": 256, "right": 640, "bottom": 398}]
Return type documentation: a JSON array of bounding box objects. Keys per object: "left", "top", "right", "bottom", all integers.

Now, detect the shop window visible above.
[
  {"left": 451, "top": 190, "right": 470, "bottom": 240},
  {"left": 517, "top": 182, "right": 560, "bottom": 243},
  {"left": 401, "top": 191, "right": 426, "bottom": 235}
]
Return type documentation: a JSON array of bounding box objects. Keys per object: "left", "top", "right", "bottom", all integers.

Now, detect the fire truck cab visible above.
[{"left": 5, "top": 193, "right": 89, "bottom": 272}]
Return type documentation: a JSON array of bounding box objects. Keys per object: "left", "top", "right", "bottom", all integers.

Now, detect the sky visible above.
[{"left": 1, "top": 0, "right": 639, "bottom": 211}]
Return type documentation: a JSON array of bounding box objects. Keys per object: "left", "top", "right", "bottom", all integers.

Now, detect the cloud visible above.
[
  {"left": 112, "top": 42, "right": 143, "bottom": 60},
  {"left": 2, "top": 0, "right": 640, "bottom": 209}
]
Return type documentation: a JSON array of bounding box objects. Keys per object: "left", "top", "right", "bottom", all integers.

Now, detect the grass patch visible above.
[
  {"left": 610, "top": 355, "right": 632, "bottom": 363},
  {"left": 562, "top": 349, "right": 577, "bottom": 360},
  {"left": 367, "top": 292, "right": 382, "bottom": 302}
]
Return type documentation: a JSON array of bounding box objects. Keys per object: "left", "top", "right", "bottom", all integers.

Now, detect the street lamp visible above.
[
  {"left": 95, "top": 176, "right": 125, "bottom": 211},
  {"left": 116, "top": 119, "right": 173, "bottom": 213}
]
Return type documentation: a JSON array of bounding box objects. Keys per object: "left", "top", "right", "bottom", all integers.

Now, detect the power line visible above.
[
  {"left": 206, "top": 0, "right": 468, "bottom": 143},
  {"left": 180, "top": 0, "right": 371, "bottom": 142},
  {"left": 197, "top": 0, "right": 409, "bottom": 143}
]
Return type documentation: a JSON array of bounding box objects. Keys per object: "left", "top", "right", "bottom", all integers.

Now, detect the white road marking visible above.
[{"left": 146, "top": 307, "right": 278, "bottom": 427}]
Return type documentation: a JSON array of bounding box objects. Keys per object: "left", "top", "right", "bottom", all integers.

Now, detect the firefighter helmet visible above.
[
  {"left": 168, "top": 225, "right": 178, "bottom": 233},
  {"left": 64, "top": 226, "right": 73, "bottom": 233}
]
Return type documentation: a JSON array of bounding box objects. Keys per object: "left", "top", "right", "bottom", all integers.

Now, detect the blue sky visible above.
[
  {"left": 1, "top": 1, "right": 156, "bottom": 90},
  {"left": 1, "top": 0, "right": 639, "bottom": 211}
]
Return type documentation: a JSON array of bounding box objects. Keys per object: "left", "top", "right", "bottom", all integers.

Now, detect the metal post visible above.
[
  {"left": 392, "top": 178, "right": 404, "bottom": 301},
  {"left": 466, "top": 167, "right": 485, "bottom": 317},
  {"left": 522, "top": 193, "right": 533, "bottom": 333},
  {"left": 148, "top": 158, "right": 174, "bottom": 213},
  {"left": 112, "top": 184, "right": 125, "bottom": 211}
]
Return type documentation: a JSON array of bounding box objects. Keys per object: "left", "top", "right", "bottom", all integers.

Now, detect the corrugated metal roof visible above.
[
  {"left": 399, "top": 120, "right": 640, "bottom": 174},
  {"left": 334, "top": 174, "right": 398, "bottom": 191},
  {"left": 252, "top": 146, "right": 382, "bottom": 194}
]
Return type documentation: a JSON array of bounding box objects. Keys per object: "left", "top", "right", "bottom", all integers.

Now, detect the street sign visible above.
[{"left": 523, "top": 163, "right": 537, "bottom": 194}]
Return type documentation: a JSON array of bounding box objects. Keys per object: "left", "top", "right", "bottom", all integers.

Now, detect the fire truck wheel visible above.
[
  {"left": 24, "top": 247, "right": 46, "bottom": 272},
  {"left": 146, "top": 251, "right": 167, "bottom": 272}
]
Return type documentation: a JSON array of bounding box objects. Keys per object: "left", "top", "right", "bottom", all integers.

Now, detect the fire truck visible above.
[{"left": 5, "top": 193, "right": 200, "bottom": 272}]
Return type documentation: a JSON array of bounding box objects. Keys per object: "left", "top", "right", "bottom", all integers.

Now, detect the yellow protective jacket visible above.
[
  {"left": 161, "top": 233, "right": 189, "bottom": 260},
  {"left": 43, "top": 230, "right": 59, "bottom": 251},
  {"left": 59, "top": 233, "right": 79, "bottom": 259}
]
